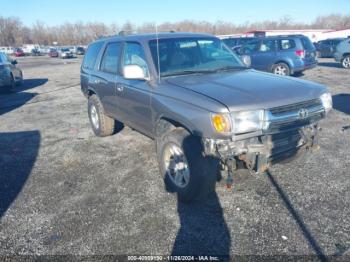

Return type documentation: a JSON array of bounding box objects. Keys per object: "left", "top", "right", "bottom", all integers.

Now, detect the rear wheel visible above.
[
  {"left": 88, "top": 95, "right": 115, "bottom": 137},
  {"left": 272, "top": 62, "right": 290, "bottom": 76},
  {"left": 156, "top": 128, "right": 218, "bottom": 203},
  {"left": 342, "top": 55, "right": 350, "bottom": 69}
]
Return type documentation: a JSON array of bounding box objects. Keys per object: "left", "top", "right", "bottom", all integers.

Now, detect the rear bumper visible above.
[{"left": 293, "top": 61, "right": 317, "bottom": 73}]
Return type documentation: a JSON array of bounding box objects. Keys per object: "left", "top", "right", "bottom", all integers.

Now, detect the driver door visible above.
[{"left": 115, "top": 42, "right": 153, "bottom": 137}]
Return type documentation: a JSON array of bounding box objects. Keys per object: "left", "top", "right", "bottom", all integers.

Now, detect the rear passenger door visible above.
[
  {"left": 94, "top": 42, "right": 122, "bottom": 117},
  {"left": 254, "top": 39, "right": 277, "bottom": 71},
  {"left": 115, "top": 42, "right": 153, "bottom": 137}
]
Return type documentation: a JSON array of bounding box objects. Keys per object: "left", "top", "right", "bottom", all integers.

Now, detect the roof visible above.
[{"left": 96, "top": 32, "right": 214, "bottom": 43}]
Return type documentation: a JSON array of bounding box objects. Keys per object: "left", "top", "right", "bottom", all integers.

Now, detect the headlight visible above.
[
  {"left": 320, "top": 93, "right": 332, "bottom": 113},
  {"left": 232, "top": 110, "right": 264, "bottom": 134},
  {"left": 211, "top": 114, "right": 231, "bottom": 133}
]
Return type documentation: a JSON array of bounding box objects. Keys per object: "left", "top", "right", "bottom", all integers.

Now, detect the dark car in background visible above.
[
  {"left": 48, "top": 48, "right": 59, "bottom": 58},
  {"left": 315, "top": 38, "right": 345, "bottom": 58},
  {"left": 222, "top": 37, "right": 256, "bottom": 51},
  {"left": 76, "top": 47, "right": 85, "bottom": 55},
  {"left": 237, "top": 35, "right": 317, "bottom": 76},
  {"left": 0, "top": 52, "right": 23, "bottom": 92}
]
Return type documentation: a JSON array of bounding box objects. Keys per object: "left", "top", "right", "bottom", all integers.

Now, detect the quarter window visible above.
[
  {"left": 278, "top": 39, "right": 296, "bottom": 50},
  {"left": 123, "top": 42, "right": 149, "bottom": 76},
  {"left": 100, "top": 42, "right": 121, "bottom": 74},
  {"left": 82, "top": 41, "right": 104, "bottom": 70}
]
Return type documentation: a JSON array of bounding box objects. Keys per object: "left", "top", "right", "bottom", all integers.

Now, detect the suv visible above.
[
  {"left": 81, "top": 33, "right": 331, "bottom": 202},
  {"left": 237, "top": 35, "right": 317, "bottom": 76},
  {"left": 334, "top": 38, "right": 350, "bottom": 69},
  {"left": 315, "top": 38, "right": 345, "bottom": 58}
]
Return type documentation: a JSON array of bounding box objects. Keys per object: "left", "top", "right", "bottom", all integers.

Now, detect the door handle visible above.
[{"left": 116, "top": 85, "right": 124, "bottom": 92}]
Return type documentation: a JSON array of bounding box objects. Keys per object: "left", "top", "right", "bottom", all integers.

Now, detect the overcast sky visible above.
[{"left": 2, "top": 0, "right": 350, "bottom": 26}]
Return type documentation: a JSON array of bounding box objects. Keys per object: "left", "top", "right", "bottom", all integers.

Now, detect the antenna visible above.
[{"left": 155, "top": 24, "right": 161, "bottom": 84}]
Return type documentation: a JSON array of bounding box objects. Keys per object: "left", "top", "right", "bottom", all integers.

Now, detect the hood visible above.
[{"left": 165, "top": 69, "right": 327, "bottom": 112}]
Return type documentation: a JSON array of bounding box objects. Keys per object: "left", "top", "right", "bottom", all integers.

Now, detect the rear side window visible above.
[
  {"left": 0, "top": 53, "right": 4, "bottom": 63},
  {"left": 260, "top": 39, "right": 276, "bottom": 52},
  {"left": 300, "top": 37, "right": 314, "bottom": 50},
  {"left": 100, "top": 42, "right": 121, "bottom": 74},
  {"left": 82, "top": 41, "right": 104, "bottom": 70},
  {"left": 278, "top": 39, "right": 296, "bottom": 50}
]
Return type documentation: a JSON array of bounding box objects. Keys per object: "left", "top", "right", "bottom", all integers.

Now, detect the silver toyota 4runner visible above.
[{"left": 80, "top": 32, "right": 332, "bottom": 202}]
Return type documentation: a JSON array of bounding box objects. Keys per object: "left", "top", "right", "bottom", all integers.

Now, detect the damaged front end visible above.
[{"left": 203, "top": 98, "right": 328, "bottom": 187}]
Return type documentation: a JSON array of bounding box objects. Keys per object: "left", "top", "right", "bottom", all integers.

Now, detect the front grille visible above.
[
  {"left": 266, "top": 99, "right": 324, "bottom": 133},
  {"left": 270, "top": 99, "right": 322, "bottom": 115}
]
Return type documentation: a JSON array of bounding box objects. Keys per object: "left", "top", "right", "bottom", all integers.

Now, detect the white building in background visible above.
[{"left": 218, "top": 28, "right": 350, "bottom": 43}]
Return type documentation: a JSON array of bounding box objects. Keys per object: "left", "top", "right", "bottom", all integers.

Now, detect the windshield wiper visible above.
[
  {"left": 213, "top": 65, "right": 247, "bottom": 72},
  {"left": 162, "top": 70, "right": 214, "bottom": 77}
]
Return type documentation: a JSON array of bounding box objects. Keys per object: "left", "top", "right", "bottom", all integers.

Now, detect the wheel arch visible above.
[{"left": 155, "top": 116, "right": 195, "bottom": 137}]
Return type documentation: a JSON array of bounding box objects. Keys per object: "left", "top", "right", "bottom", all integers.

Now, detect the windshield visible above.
[
  {"left": 149, "top": 37, "right": 245, "bottom": 77},
  {"left": 61, "top": 48, "right": 69, "bottom": 52}
]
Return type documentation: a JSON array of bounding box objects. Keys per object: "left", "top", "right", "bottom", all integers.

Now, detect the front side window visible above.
[
  {"left": 123, "top": 42, "right": 149, "bottom": 76},
  {"left": 149, "top": 37, "right": 245, "bottom": 77},
  {"left": 100, "top": 42, "right": 121, "bottom": 74},
  {"left": 241, "top": 40, "right": 261, "bottom": 54}
]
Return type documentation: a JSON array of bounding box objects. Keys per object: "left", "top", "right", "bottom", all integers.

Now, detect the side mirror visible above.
[
  {"left": 123, "top": 65, "right": 149, "bottom": 80},
  {"left": 241, "top": 55, "right": 251, "bottom": 67},
  {"left": 11, "top": 60, "right": 18, "bottom": 65}
]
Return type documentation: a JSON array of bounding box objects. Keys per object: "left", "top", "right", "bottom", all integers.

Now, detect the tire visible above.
[
  {"left": 4, "top": 74, "right": 16, "bottom": 93},
  {"left": 88, "top": 95, "right": 115, "bottom": 137},
  {"left": 156, "top": 128, "right": 218, "bottom": 203},
  {"left": 341, "top": 55, "right": 350, "bottom": 69},
  {"left": 16, "top": 72, "right": 23, "bottom": 86},
  {"left": 272, "top": 62, "right": 290, "bottom": 76}
]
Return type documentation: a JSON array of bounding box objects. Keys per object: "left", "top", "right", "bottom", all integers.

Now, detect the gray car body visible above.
[
  {"left": 334, "top": 38, "right": 350, "bottom": 62},
  {"left": 80, "top": 33, "right": 327, "bottom": 141},
  {"left": 0, "top": 52, "right": 22, "bottom": 88}
]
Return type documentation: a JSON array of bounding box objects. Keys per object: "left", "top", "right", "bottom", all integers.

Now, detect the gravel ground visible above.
[{"left": 0, "top": 56, "right": 349, "bottom": 260}]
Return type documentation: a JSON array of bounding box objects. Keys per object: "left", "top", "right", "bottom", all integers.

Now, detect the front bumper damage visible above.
[{"left": 203, "top": 123, "right": 321, "bottom": 175}]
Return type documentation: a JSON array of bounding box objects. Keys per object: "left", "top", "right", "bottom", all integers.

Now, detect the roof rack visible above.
[{"left": 118, "top": 29, "right": 176, "bottom": 36}]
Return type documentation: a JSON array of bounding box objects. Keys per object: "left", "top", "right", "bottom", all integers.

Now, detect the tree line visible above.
[{"left": 0, "top": 14, "right": 350, "bottom": 46}]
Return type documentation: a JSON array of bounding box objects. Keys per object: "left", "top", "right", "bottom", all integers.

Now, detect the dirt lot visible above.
[{"left": 0, "top": 56, "right": 349, "bottom": 260}]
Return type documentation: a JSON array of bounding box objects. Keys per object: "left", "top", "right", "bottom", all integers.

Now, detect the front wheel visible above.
[
  {"left": 156, "top": 128, "right": 218, "bottom": 203},
  {"left": 272, "top": 62, "right": 290, "bottom": 76},
  {"left": 342, "top": 55, "right": 350, "bottom": 69}
]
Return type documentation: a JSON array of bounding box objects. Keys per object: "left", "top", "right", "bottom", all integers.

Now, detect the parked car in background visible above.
[
  {"left": 221, "top": 37, "right": 256, "bottom": 52},
  {"left": 0, "top": 47, "right": 15, "bottom": 55},
  {"left": 76, "top": 46, "right": 85, "bottom": 55},
  {"left": 334, "top": 38, "right": 350, "bottom": 69},
  {"left": 14, "top": 48, "right": 25, "bottom": 57},
  {"left": 31, "top": 48, "right": 41, "bottom": 56},
  {"left": 22, "top": 44, "right": 40, "bottom": 55},
  {"left": 237, "top": 35, "right": 317, "bottom": 76},
  {"left": 58, "top": 48, "right": 74, "bottom": 59},
  {"left": 48, "top": 48, "right": 59, "bottom": 58},
  {"left": 315, "top": 38, "right": 345, "bottom": 58},
  {"left": 81, "top": 32, "right": 331, "bottom": 202},
  {"left": 0, "top": 52, "right": 23, "bottom": 93}
]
